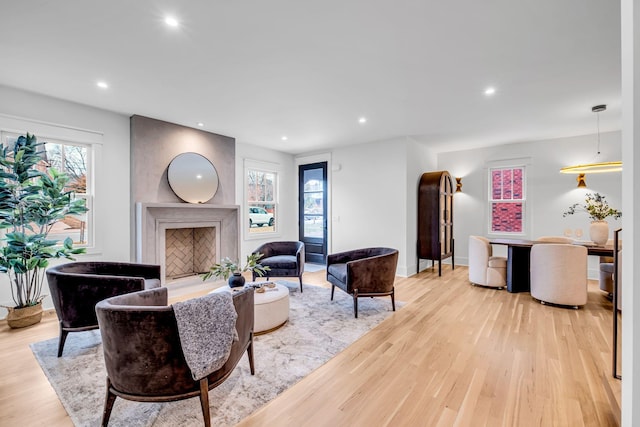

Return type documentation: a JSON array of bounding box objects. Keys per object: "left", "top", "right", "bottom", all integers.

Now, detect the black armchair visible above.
[
  {"left": 326, "top": 247, "right": 399, "bottom": 318},
  {"left": 252, "top": 241, "right": 305, "bottom": 292},
  {"left": 46, "top": 261, "right": 161, "bottom": 357},
  {"left": 95, "top": 286, "right": 254, "bottom": 427}
]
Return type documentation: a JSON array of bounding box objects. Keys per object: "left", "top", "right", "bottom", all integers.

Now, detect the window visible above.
[
  {"left": 246, "top": 166, "right": 277, "bottom": 235},
  {"left": 489, "top": 166, "right": 525, "bottom": 234},
  {"left": 2, "top": 132, "right": 92, "bottom": 246}
]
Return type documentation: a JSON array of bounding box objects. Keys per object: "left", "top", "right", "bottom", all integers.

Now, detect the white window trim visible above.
[
  {"left": 244, "top": 159, "right": 281, "bottom": 241},
  {"left": 486, "top": 157, "right": 531, "bottom": 237},
  {"left": 0, "top": 113, "right": 102, "bottom": 253}
]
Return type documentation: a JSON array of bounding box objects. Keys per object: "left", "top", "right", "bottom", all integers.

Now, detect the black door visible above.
[{"left": 299, "top": 162, "right": 328, "bottom": 264}]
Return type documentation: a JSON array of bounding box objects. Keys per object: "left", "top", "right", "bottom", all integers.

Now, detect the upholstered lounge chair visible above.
[
  {"left": 530, "top": 243, "right": 588, "bottom": 308},
  {"left": 468, "top": 236, "right": 507, "bottom": 288},
  {"left": 95, "top": 286, "right": 255, "bottom": 427},
  {"left": 326, "top": 247, "right": 399, "bottom": 318},
  {"left": 600, "top": 238, "right": 622, "bottom": 306},
  {"left": 46, "top": 261, "right": 161, "bottom": 357},
  {"left": 252, "top": 241, "right": 305, "bottom": 292}
]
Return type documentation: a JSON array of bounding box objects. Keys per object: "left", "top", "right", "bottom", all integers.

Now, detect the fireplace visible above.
[
  {"left": 136, "top": 203, "right": 240, "bottom": 283},
  {"left": 165, "top": 226, "right": 217, "bottom": 280}
]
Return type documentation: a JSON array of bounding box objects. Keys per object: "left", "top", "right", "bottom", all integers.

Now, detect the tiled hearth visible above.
[{"left": 136, "top": 203, "right": 240, "bottom": 283}]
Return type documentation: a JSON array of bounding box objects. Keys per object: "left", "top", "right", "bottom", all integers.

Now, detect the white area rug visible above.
[{"left": 31, "top": 282, "right": 400, "bottom": 426}]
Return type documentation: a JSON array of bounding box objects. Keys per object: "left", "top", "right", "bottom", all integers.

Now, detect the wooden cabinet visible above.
[{"left": 417, "top": 171, "right": 454, "bottom": 276}]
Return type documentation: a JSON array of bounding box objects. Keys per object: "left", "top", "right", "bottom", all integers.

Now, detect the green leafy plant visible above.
[
  {"left": 201, "top": 252, "right": 270, "bottom": 281},
  {"left": 563, "top": 192, "right": 621, "bottom": 221},
  {"left": 0, "top": 133, "right": 88, "bottom": 308}
]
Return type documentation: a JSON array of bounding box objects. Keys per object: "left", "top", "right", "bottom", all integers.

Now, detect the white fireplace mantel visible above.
[{"left": 135, "top": 202, "right": 240, "bottom": 282}]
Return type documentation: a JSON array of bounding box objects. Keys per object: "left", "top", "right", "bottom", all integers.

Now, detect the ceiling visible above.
[{"left": 0, "top": 0, "right": 621, "bottom": 155}]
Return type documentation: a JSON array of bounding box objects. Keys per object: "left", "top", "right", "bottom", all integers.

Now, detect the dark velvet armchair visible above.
[
  {"left": 252, "top": 241, "right": 305, "bottom": 292},
  {"left": 95, "top": 286, "right": 254, "bottom": 427},
  {"left": 326, "top": 247, "right": 399, "bottom": 318},
  {"left": 46, "top": 261, "right": 161, "bottom": 357}
]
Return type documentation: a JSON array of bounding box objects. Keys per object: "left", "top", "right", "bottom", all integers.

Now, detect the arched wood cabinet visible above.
[{"left": 417, "top": 171, "right": 454, "bottom": 276}]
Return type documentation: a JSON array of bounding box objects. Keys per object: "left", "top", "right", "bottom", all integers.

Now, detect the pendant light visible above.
[{"left": 560, "top": 105, "right": 622, "bottom": 186}]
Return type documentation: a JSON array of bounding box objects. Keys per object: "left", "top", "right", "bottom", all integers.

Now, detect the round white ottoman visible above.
[
  {"left": 253, "top": 283, "right": 289, "bottom": 334},
  {"left": 210, "top": 283, "right": 289, "bottom": 334}
]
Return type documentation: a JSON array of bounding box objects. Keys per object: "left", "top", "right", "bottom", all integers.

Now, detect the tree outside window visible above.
[
  {"left": 2, "top": 133, "right": 92, "bottom": 246},
  {"left": 489, "top": 166, "right": 525, "bottom": 234}
]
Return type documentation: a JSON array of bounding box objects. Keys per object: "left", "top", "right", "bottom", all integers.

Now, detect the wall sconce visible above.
[
  {"left": 576, "top": 173, "right": 587, "bottom": 188},
  {"left": 455, "top": 177, "right": 462, "bottom": 192}
]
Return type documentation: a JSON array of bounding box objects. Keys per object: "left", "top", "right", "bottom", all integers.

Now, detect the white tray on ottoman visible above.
[{"left": 211, "top": 282, "right": 290, "bottom": 334}]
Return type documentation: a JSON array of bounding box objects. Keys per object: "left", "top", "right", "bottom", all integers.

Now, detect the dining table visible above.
[{"left": 488, "top": 238, "right": 615, "bottom": 293}]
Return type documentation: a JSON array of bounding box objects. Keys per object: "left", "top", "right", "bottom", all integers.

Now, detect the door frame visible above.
[
  {"left": 299, "top": 161, "right": 328, "bottom": 263},
  {"left": 295, "top": 153, "right": 331, "bottom": 263}
]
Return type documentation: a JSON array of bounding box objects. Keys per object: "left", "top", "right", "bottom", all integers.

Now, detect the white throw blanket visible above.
[{"left": 172, "top": 292, "right": 238, "bottom": 381}]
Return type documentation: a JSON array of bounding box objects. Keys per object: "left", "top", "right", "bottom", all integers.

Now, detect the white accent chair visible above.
[
  {"left": 468, "top": 236, "right": 507, "bottom": 288},
  {"left": 530, "top": 243, "right": 588, "bottom": 308}
]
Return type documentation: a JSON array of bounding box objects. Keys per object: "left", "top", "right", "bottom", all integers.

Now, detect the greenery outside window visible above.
[
  {"left": 246, "top": 165, "right": 277, "bottom": 235},
  {"left": 2, "top": 132, "right": 92, "bottom": 246}
]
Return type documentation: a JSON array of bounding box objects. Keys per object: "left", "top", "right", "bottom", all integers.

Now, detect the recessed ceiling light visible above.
[
  {"left": 165, "top": 16, "right": 179, "bottom": 27},
  {"left": 197, "top": 122, "right": 204, "bottom": 127},
  {"left": 281, "top": 136, "right": 288, "bottom": 141},
  {"left": 96, "top": 81, "right": 108, "bottom": 89},
  {"left": 484, "top": 87, "right": 496, "bottom": 96},
  {"left": 358, "top": 117, "right": 367, "bottom": 124}
]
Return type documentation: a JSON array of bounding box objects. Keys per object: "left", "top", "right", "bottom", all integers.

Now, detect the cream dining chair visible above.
[
  {"left": 530, "top": 243, "right": 588, "bottom": 308},
  {"left": 468, "top": 236, "right": 507, "bottom": 288}
]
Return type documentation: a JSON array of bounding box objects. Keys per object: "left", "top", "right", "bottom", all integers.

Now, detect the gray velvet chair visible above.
[
  {"left": 326, "top": 247, "right": 399, "bottom": 318},
  {"left": 252, "top": 241, "right": 305, "bottom": 292},
  {"left": 46, "top": 261, "right": 161, "bottom": 357},
  {"left": 95, "top": 286, "right": 255, "bottom": 427}
]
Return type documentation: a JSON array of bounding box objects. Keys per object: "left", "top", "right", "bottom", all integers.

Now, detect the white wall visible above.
[
  {"left": 331, "top": 138, "right": 411, "bottom": 275},
  {"left": 438, "top": 131, "right": 622, "bottom": 278},
  {"left": 235, "top": 142, "right": 297, "bottom": 262},
  {"left": 620, "top": 0, "right": 639, "bottom": 422},
  {"left": 0, "top": 85, "right": 131, "bottom": 315}
]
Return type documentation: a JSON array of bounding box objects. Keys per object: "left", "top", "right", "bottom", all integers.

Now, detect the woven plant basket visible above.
[{"left": 5, "top": 302, "right": 43, "bottom": 328}]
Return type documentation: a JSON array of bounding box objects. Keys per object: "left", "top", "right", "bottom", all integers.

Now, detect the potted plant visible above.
[
  {"left": 563, "top": 192, "right": 621, "bottom": 245},
  {"left": 0, "top": 134, "right": 88, "bottom": 328},
  {"left": 202, "top": 252, "right": 270, "bottom": 287}
]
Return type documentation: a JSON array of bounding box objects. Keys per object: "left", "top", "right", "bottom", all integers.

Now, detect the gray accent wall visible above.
[{"left": 130, "top": 115, "right": 237, "bottom": 256}]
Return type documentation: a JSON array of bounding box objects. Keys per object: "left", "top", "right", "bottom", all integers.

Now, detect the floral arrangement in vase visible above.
[
  {"left": 563, "top": 192, "right": 621, "bottom": 221},
  {"left": 202, "top": 252, "right": 270, "bottom": 287},
  {"left": 563, "top": 192, "right": 621, "bottom": 245}
]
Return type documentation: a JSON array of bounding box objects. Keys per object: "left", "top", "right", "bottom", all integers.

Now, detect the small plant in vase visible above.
[
  {"left": 563, "top": 192, "right": 621, "bottom": 246},
  {"left": 202, "top": 252, "right": 270, "bottom": 287}
]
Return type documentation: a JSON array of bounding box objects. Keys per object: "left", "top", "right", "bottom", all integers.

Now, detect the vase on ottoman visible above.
[{"left": 228, "top": 272, "right": 246, "bottom": 288}]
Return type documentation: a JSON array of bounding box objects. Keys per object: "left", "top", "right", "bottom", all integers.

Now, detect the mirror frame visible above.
[{"left": 167, "top": 152, "right": 219, "bottom": 203}]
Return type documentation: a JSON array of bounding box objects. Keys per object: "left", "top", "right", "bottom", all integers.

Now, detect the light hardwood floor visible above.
[{"left": 0, "top": 266, "right": 621, "bottom": 426}]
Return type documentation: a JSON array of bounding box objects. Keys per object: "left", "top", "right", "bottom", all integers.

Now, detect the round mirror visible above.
[{"left": 167, "top": 152, "right": 219, "bottom": 203}]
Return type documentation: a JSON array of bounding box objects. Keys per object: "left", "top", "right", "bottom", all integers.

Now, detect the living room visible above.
[{"left": 1, "top": 1, "right": 639, "bottom": 426}]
